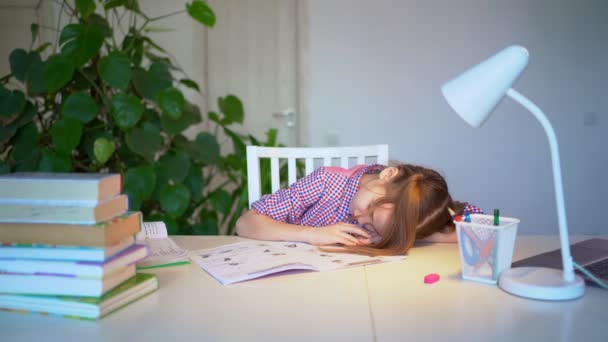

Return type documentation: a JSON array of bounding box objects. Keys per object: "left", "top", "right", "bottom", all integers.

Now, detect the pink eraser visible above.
[{"left": 424, "top": 273, "right": 440, "bottom": 284}]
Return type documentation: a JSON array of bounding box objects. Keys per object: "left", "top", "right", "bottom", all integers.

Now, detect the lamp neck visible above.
[{"left": 506, "top": 88, "right": 575, "bottom": 282}]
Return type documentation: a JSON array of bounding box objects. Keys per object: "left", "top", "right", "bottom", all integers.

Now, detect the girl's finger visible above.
[
  {"left": 342, "top": 226, "right": 370, "bottom": 239},
  {"left": 357, "top": 237, "right": 372, "bottom": 245},
  {"left": 340, "top": 233, "right": 360, "bottom": 246}
]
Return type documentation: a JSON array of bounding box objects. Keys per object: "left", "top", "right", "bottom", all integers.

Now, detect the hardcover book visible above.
[
  {"left": 0, "top": 235, "right": 135, "bottom": 262},
  {"left": 0, "top": 244, "right": 147, "bottom": 278},
  {"left": 0, "top": 264, "right": 136, "bottom": 297},
  {"left": 0, "top": 273, "right": 158, "bottom": 320},
  {"left": 0, "top": 194, "right": 128, "bottom": 224},
  {"left": 0, "top": 212, "right": 141, "bottom": 247},
  {"left": 0, "top": 172, "right": 121, "bottom": 202}
]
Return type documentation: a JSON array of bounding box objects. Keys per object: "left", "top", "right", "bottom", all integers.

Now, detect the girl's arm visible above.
[
  {"left": 235, "top": 210, "right": 369, "bottom": 246},
  {"left": 235, "top": 210, "right": 310, "bottom": 242}
]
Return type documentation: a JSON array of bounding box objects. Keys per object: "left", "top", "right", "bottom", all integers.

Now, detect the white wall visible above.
[{"left": 306, "top": 0, "right": 608, "bottom": 234}]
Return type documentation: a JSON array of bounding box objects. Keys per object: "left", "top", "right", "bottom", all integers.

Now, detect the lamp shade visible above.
[{"left": 441, "top": 45, "right": 529, "bottom": 127}]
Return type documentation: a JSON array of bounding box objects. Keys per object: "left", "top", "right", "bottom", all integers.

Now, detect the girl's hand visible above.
[
  {"left": 354, "top": 226, "right": 382, "bottom": 246},
  {"left": 304, "top": 223, "right": 370, "bottom": 246}
]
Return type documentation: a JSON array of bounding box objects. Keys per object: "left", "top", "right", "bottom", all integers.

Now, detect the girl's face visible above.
[{"left": 349, "top": 177, "right": 394, "bottom": 244}]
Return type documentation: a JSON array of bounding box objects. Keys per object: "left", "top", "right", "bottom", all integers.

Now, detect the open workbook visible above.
[
  {"left": 135, "top": 222, "right": 189, "bottom": 269},
  {"left": 190, "top": 241, "right": 406, "bottom": 285}
]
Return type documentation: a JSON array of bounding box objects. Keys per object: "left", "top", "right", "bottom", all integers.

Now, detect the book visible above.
[
  {"left": 0, "top": 172, "right": 121, "bottom": 202},
  {"left": 0, "top": 273, "right": 158, "bottom": 320},
  {"left": 0, "top": 212, "right": 141, "bottom": 247},
  {"left": 0, "top": 235, "right": 135, "bottom": 262},
  {"left": 0, "top": 243, "right": 147, "bottom": 278},
  {"left": 0, "top": 194, "right": 128, "bottom": 224},
  {"left": 189, "top": 241, "right": 407, "bottom": 285},
  {"left": 135, "top": 221, "right": 190, "bottom": 269},
  {"left": 0, "top": 264, "right": 136, "bottom": 296}
]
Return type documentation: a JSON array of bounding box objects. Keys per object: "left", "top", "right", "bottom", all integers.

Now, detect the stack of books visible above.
[{"left": 0, "top": 173, "right": 158, "bottom": 320}]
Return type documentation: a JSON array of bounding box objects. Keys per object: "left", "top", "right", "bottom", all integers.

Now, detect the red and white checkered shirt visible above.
[
  {"left": 251, "top": 165, "right": 383, "bottom": 227},
  {"left": 251, "top": 165, "right": 483, "bottom": 227}
]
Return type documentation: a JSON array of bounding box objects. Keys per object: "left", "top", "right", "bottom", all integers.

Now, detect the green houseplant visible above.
[{"left": 0, "top": 0, "right": 275, "bottom": 235}]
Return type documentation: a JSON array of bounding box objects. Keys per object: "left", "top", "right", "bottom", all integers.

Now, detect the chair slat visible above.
[
  {"left": 305, "top": 158, "right": 314, "bottom": 175},
  {"left": 271, "top": 157, "right": 280, "bottom": 193},
  {"left": 288, "top": 158, "right": 296, "bottom": 185},
  {"left": 323, "top": 157, "right": 331, "bottom": 166},
  {"left": 340, "top": 156, "right": 348, "bottom": 168}
]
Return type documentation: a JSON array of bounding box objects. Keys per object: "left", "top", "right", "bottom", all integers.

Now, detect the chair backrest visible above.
[{"left": 246, "top": 144, "right": 389, "bottom": 208}]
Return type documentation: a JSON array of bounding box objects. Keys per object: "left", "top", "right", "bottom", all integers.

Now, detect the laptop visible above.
[{"left": 511, "top": 238, "right": 608, "bottom": 287}]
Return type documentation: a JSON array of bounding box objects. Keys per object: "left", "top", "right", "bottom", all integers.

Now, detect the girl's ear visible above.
[{"left": 379, "top": 167, "right": 399, "bottom": 181}]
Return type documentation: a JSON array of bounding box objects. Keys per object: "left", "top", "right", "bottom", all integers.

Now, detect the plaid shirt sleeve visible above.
[
  {"left": 250, "top": 167, "right": 328, "bottom": 224},
  {"left": 464, "top": 203, "right": 483, "bottom": 214}
]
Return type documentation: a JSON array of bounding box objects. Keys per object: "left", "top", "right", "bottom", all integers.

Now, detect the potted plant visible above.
[{"left": 0, "top": 0, "right": 276, "bottom": 235}]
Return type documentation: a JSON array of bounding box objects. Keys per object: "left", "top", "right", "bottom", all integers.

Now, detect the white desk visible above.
[{"left": 1, "top": 236, "right": 606, "bottom": 342}]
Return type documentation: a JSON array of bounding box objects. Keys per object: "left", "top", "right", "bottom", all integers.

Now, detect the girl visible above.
[{"left": 236, "top": 163, "right": 481, "bottom": 256}]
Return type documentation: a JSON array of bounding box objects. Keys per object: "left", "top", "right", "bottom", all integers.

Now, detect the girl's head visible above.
[{"left": 348, "top": 164, "right": 463, "bottom": 256}]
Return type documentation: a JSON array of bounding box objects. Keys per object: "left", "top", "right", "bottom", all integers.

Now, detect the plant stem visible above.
[
  {"left": 53, "top": 0, "right": 65, "bottom": 54},
  {"left": 150, "top": 10, "right": 186, "bottom": 22}
]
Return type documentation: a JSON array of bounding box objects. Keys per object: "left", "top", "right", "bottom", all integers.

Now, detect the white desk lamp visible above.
[{"left": 441, "top": 45, "right": 585, "bottom": 300}]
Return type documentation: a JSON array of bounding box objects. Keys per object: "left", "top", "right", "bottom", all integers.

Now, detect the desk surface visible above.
[{"left": 1, "top": 236, "right": 606, "bottom": 342}]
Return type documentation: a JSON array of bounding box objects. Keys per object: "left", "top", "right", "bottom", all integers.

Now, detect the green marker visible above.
[{"left": 493, "top": 208, "right": 500, "bottom": 226}]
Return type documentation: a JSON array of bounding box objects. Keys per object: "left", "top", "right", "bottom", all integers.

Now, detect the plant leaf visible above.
[
  {"left": 11, "top": 101, "right": 38, "bottom": 128},
  {"left": 159, "top": 183, "right": 191, "bottom": 218},
  {"left": 161, "top": 101, "right": 200, "bottom": 134},
  {"left": 155, "top": 150, "right": 191, "bottom": 184},
  {"left": 10, "top": 123, "right": 38, "bottom": 161},
  {"left": 110, "top": 92, "right": 143, "bottom": 129},
  {"left": 124, "top": 164, "right": 156, "bottom": 202},
  {"left": 83, "top": 127, "right": 112, "bottom": 162},
  {"left": 30, "top": 23, "right": 39, "bottom": 46},
  {"left": 223, "top": 126, "right": 246, "bottom": 159},
  {"left": 62, "top": 92, "right": 97, "bottom": 123},
  {"left": 184, "top": 164, "right": 204, "bottom": 201},
  {"left": 195, "top": 209, "right": 218, "bottom": 235},
  {"left": 132, "top": 62, "right": 172, "bottom": 100},
  {"left": 104, "top": 0, "right": 128, "bottom": 10},
  {"left": 43, "top": 54, "right": 74, "bottom": 93},
  {"left": 218, "top": 94, "right": 244, "bottom": 124},
  {"left": 179, "top": 78, "right": 200, "bottom": 92},
  {"left": 76, "top": 0, "right": 96, "bottom": 18},
  {"left": 98, "top": 51, "right": 131, "bottom": 90},
  {"left": 186, "top": 0, "right": 216, "bottom": 27},
  {"left": 209, "top": 189, "right": 232, "bottom": 216},
  {"left": 59, "top": 23, "right": 103, "bottom": 68},
  {"left": 125, "top": 122, "right": 161, "bottom": 162},
  {"left": 9, "top": 49, "right": 41, "bottom": 82},
  {"left": 93, "top": 137, "right": 115, "bottom": 164},
  {"left": 0, "top": 87, "right": 25, "bottom": 117},
  {"left": 190, "top": 132, "right": 220, "bottom": 164},
  {"left": 86, "top": 13, "right": 112, "bottom": 37},
  {"left": 156, "top": 87, "right": 184, "bottom": 119},
  {"left": 25, "top": 59, "right": 45, "bottom": 94},
  {"left": 0, "top": 126, "right": 17, "bottom": 145},
  {"left": 51, "top": 118, "right": 83, "bottom": 153},
  {"left": 38, "top": 150, "right": 72, "bottom": 172}
]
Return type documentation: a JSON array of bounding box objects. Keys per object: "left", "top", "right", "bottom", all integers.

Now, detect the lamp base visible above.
[{"left": 498, "top": 267, "right": 585, "bottom": 301}]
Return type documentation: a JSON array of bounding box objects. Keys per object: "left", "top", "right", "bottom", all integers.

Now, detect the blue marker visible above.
[{"left": 464, "top": 212, "right": 471, "bottom": 223}]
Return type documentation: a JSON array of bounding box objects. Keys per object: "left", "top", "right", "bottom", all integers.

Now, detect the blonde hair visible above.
[{"left": 330, "top": 164, "right": 465, "bottom": 256}]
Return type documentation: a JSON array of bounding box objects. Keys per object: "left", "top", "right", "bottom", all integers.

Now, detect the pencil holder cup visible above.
[{"left": 455, "top": 214, "right": 519, "bottom": 285}]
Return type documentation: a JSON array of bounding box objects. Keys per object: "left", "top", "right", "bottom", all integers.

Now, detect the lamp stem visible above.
[{"left": 506, "top": 88, "right": 575, "bottom": 282}]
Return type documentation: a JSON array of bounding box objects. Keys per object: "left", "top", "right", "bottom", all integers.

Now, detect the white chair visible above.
[{"left": 246, "top": 144, "right": 389, "bottom": 208}]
